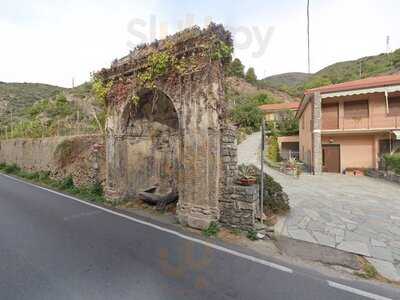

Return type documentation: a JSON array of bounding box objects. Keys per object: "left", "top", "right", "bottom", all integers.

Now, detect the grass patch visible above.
[
  {"left": 0, "top": 162, "right": 106, "bottom": 204},
  {"left": 202, "top": 222, "right": 220, "bottom": 237},
  {"left": 354, "top": 262, "right": 378, "bottom": 279}
]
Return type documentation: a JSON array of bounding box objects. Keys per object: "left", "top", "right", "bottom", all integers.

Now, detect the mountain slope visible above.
[
  {"left": 261, "top": 48, "right": 400, "bottom": 96},
  {"left": 0, "top": 81, "right": 103, "bottom": 139},
  {"left": 0, "top": 82, "right": 65, "bottom": 119},
  {"left": 225, "top": 77, "right": 300, "bottom": 103},
  {"left": 260, "top": 72, "right": 312, "bottom": 91}
]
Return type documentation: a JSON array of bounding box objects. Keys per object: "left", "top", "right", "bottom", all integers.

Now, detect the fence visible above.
[{"left": 0, "top": 120, "right": 101, "bottom": 140}]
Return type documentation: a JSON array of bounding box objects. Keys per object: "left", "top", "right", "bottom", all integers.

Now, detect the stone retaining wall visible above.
[
  {"left": 219, "top": 125, "right": 258, "bottom": 230},
  {"left": 0, "top": 135, "right": 105, "bottom": 187}
]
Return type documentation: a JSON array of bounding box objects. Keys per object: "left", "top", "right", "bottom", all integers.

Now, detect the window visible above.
[
  {"left": 344, "top": 100, "right": 369, "bottom": 118},
  {"left": 388, "top": 97, "right": 400, "bottom": 116}
]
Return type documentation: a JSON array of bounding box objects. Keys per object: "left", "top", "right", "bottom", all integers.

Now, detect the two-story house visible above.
[{"left": 297, "top": 75, "right": 400, "bottom": 174}]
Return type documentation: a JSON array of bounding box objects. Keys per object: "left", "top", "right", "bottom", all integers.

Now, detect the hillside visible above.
[
  {"left": 0, "top": 82, "right": 103, "bottom": 139},
  {"left": 261, "top": 48, "right": 400, "bottom": 96},
  {"left": 0, "top": 82, "right": 65, "bottom": 119},
  {"left": 259, "top": 72, "right": 311, "bottom": 91},
  {"left": 225, "top": 77, "right": 300, "bottom": 103}
]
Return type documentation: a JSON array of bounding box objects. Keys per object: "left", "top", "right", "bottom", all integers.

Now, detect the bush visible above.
[
  {"left": 88, "top": 182, "right": 104, "bottom": 197},
  {"left": 231, "top": 102, "right": 264, "bottom": 131},
  {"left": 247, "top": 229, "right": 258, "bottom": 241},
  {"left": 267, "top": 136, "right": 280, "bottom": 162},
  {"left": 384, "top": 153, "right": 400, "bottom": 174},
  {"left": 0, "top": 162, "right": 106, "bottom": 204},
  {"left": 267, "top": 110, "right": 299, "bottom": 136},
  {"left": 59, "top": 176, "right": 75, "bottom": 190},
  {"left": 3, "top": 163, "right": 20, "bottom": 174},
  {"left": 202, "top": 222, "right": 220, "bottom": 237},
  {"left": 251, "top": 165, "right": 290, "bottom": 215}
]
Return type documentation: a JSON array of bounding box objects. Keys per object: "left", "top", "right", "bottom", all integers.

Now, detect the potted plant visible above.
[{"left": 238, "top": 164, "right": 257, "bottom": 186}]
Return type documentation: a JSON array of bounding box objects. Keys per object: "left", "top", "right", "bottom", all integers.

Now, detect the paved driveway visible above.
[{"left": 238, "top": 132, "right": 400, "bottom": 280}]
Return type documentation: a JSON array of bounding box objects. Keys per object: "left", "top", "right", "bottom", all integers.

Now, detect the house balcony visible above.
[{"left": 322, "top": 113, "right": 400, "bottom": 132}]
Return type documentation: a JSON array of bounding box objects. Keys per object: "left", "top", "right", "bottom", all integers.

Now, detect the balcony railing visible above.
[{"left": 321, "top": 113, "right": 400, "bottom": 131}]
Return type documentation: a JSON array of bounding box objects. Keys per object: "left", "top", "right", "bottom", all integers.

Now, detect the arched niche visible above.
[{"left": 124, "top": 89, "right": 181, "bottom": 197}]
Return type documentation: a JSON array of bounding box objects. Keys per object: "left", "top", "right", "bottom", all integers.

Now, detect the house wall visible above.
[
  {"left": 278, "top": 136, "right": 299, "bottom": 160},
  {"left": 322, "top": 135, "right": 375, "bottom": 171},
  {"left": 322, "top": 92, "right": 400, "bottom": 130},
  {"left": 299, "top": 102, "right": 313, "bottom": 169}
]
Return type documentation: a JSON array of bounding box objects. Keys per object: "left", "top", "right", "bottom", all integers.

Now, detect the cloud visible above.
[{"left": 0, "top": 0, "right": 398, "bottom": 86}]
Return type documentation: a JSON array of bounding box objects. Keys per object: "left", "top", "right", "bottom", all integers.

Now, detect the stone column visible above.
[
  {"left": 312, "top": 92, "right": 322, "bottom": 175},
  {"left": 176, "top": 78, "right": 221, "bottom": 230},
  {"left": 105, "top": 134, "right": 128, "bottom": 202}
]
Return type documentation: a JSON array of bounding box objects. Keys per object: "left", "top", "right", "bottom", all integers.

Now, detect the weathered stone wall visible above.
[
  {"left": 219, "top": 125, "right": 258, "bottom": 230},
  {"left": 0, "top": 135, "right": 105, "bottom": 187},
  {"left": 100, "top": 24, "right": 258, "bottom": 230}
]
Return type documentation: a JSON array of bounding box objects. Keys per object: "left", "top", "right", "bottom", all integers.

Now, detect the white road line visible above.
[
  {"left": 327, "top": 281, "right": 392, "bottom": 300},
  {"left": 0, "top": 173, "right": 293, "bottom": 274}
]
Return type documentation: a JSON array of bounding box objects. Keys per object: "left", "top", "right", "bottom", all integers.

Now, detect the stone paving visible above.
[{"left": 238, "top": 132, "right": 400, "bottom": 281}]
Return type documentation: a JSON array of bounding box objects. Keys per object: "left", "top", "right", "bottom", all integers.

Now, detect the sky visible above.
[{"left": 0, "top": 0, "right": 399, "bottom": 87}]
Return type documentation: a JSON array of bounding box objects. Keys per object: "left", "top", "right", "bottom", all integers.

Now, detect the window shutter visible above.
[{"left": 344, "top": 100, "right": 369, "bottom": 118}]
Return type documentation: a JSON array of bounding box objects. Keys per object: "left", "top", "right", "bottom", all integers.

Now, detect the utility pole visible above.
[
  {"left": 260, "top": 120, "right": 265, "bottom": 225},
  {"left": 359, "top": 61, "right": 362, "bottom": 79},
  {"left": 307, "top": 0, "right": 311, "bottom": 74}
]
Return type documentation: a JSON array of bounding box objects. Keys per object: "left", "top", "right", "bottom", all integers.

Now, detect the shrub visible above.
[
  {"left": 59, "top": 176, "right": 75, "bottom": 190},
  {"left": 251, "top": 165, "right": 290, "bottom": 215},
  {"left": 384, "top": 153, "right": 400, "bottom": 174},
  {"left": 247, "top": 229, "right": 258, "bottom": 241},
  {"left": 88, "top": 182, "right": 104, "bottom": 197},
  {"left": 0, "top": 162, "right": 106, "bottom": 204},
  {"left": 267, "top": 136, "right": 280, "bottom": 162},
  {"left": 231, "top": 102, "right": 264, "bottom": 131},
  {"left": 202, "top": 222, "right": 220, "bottom": 237},
  {"left": 3, "top": 163, "right": 20, "bottom": 174}
]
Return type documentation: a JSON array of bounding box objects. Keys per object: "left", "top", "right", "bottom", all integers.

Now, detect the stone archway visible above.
[{"left": 99, "top": 24, "right": 259, "bottom": 230}]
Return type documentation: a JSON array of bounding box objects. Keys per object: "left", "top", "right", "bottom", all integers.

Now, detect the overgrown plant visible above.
[
  {"left": 202, "top": 221, "right": 220, "bottom": 237},
  {"left": 92, "top": 77, "right": 113, "bottom": 105},
  {"left": 0, "top": 162, "right": 106, "bottom": 204},
  {"left": 250, "top": 165, "right": 290, "bottom": 215},
  {"left": 267, "top": 136, "right": 281, "bottom": 162},
  {"left": 384, "top": 153, "right": 400, "bottom": 175},
  {"left": 247, "top": 229, "right": 258, "bottom": 241}
]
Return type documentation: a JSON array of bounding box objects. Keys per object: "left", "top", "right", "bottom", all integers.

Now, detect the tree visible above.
[
  {"left": 272, "top": 110, "right": 299, "bottom": 136},
  {"left": 267, "top": 135, "right": 281, "bottom": 162},
  {"left": 227, "top": 58, "right": 245, "bottom": 78},
  {"left": 245, "top": 67, "right": 257, "bottom": 85},
  {"left": 231, "top": 102, "right": 264, "bottom": 131}
]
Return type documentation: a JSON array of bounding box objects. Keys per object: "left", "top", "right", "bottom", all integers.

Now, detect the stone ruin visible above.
[{"left": 98, "top": 24, "right": 259, "bottom": 230}]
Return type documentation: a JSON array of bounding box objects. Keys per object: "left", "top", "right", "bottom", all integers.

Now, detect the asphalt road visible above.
[{"left": 0, "top": 174, "right": 398, "bottom": 300}]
